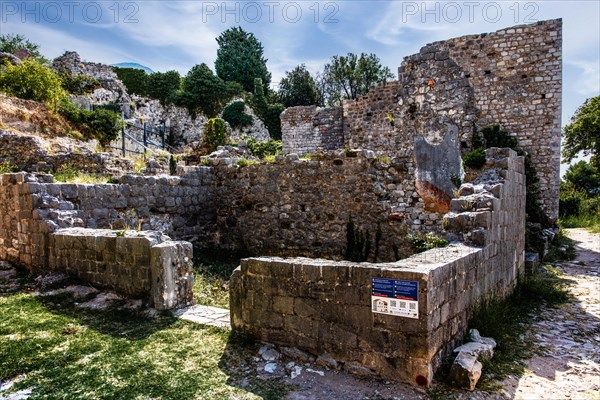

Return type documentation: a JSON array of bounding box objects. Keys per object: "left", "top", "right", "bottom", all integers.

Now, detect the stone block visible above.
[{"left": 450, "top": 352, "right": 482, "bottom": 391}]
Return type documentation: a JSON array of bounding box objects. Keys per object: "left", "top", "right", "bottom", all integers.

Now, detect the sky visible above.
[{"left": 1, "top": 0, "right": 599, "bottom": 169}]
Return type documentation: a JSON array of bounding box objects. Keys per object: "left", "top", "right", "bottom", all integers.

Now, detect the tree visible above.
[
  {"left": 251, "top": 78, "right": 284, "bottom": 140},
  {"left": 322, "top": 53, "right": 394, "bottom": 105},
  {"left": 0, "top": 59, "right": 67, "bottom": 110},
  {"left": 177, "top": 63, "right": 227, "bottom": 118},
  {"left": 277, "top": 64, "right": 319, "bottom": 107},
  {"left": 0, "top": 33, "right": 47, "bottom": 63},
  {"left": 215, "top": 27, "right": 271, "bottom": 93},
  {"left": 563, "top": 161, "right": 600, "bottom": 196},
  {"left": 147, "top": 70, "right": 181, "bottom": 105},
  {"left": 113, "top": 67, "right": 149, "bottom": 96},
  {"left": 562, "top": 96, "right": 600, "bottom": 169}
]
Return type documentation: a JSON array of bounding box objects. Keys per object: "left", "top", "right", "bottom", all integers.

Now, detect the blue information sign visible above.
[
  {"left": 372, "top": 278, "right": 418, "bottom": 301},
  {"left": 371, "top": 278, "right": 419, "bottom": 318}
]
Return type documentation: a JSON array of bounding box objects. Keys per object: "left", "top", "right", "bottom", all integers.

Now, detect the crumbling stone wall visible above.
[
  {"left": 230, "top": 147, "right": 526, "bottom": 386},
  {"left": 0, "top": 173, "right": 194, "bottom": 309},
  {"left": 280, "top": 20, "right": 561, "bottom": 220},
  {"left": 53, "top": 51, "right": 131, "bottom": 117},
  {"left": 64, "top": 171, "right": 215, "bottom": 243},
  {"left": 437, "top": 20, "right": 562, "bottom": 220},
  {"left": 209, "top": 150, "right": 442, "bottom": 261},
  {"left": 281, "top": 106, "right": 344, "bottom": 156}
]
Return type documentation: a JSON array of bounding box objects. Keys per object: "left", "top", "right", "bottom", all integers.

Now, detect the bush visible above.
[
  {"left": 559, "top": 190, "right": 582, "bottom": 218},
  {"left": 59, "top": 72, "right": 100, "bottom": 95},
  {"left": 482, "top": 124, "right": 518, "bottom": 149},
  {"left": 246, "top": 138, "right": 281, "bottom": 159},
  {"left": 60, "top": 101, "right": 121, "bottom": 145},
  {"left": 462, "top": 147, "right": 486, "bottom": 169},
  {"left": 563, "top": 161, "right": 600, "bottom": 196},
  {"left": 407, "top": 232, "right": 449, "bottom": 253},
  {"left": 0, "top": 59, "right": 67, "bottom": 110},
  {"left": 222, "top": 101, "right": 252, "bottom": 129},
  {"left": 203, "top": 118, "right": 228, "bottom": 153}
]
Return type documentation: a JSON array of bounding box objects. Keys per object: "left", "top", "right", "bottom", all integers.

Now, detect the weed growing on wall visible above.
[
  {"left": 245, "top": 137, "right": 281, "bottom": 159},
  {"left": 407, "top": 233, "right": 449, "bottom": 253},
  {"left": 0, "top": 161, "right": 15, "bottom": 173}
]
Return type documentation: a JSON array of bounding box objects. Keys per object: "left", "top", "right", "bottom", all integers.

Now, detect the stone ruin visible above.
[{"left": 0, "top": 20, "right": 561, "bottom": 386}]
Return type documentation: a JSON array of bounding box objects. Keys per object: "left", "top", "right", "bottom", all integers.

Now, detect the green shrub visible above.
[
  {"left": 246, "top": 138, "right": 281, "bottom": 159},
  {"left": 563, "top": 161, "right": 600, "bottom": 196},
  {"left": 0, "top": 59, "right": 67, "bottom": 110},
  {"left": 59, "top": 72, "right": 100, "bottom": 95},
  {"left": 60, "top": 101, "right": 121, "bottom": 145},
  {"left": 222, "top": 101, "right": 253, "bottom": 129},
  {"left": 462, "top": 147, "right": 486, "bottom": 169},
  {"left": 203, "top": 118, "right": 228, "bottom": 153},
  {"left": 482, "top": 124, "right": 518, "bottom": 149},
  {"left": 407, "top": 232, "right": 449, "bottom": 253},
  {"left": 559, "top": 189, "right": 582, "bottom": 218}
]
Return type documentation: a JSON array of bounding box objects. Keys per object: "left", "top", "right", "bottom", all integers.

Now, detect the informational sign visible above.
[{"left": 371, "top": 278, "right": 419, "bottom": 319}]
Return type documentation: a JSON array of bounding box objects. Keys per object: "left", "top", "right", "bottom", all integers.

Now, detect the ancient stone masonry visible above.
[
  {"left": 208, "top": 150, "right": 445, "bottom": 261},
  {"left": 280, "top": 20, "right": 561, "bottom": 220},
  {"left": 437, "top": 20, "right": 562, "bottom": 220},
  {"left": 281, "top": 106, "right": 344, "bottom": 155},
  {"left": 0, "top": 172, "right": 195, "bottom": 309},
  {"left": 230, "top": 147, "right": 526, "bottom": 386},
  {"left": 53, "top": 51, "right": 132, "bottom": 117}
]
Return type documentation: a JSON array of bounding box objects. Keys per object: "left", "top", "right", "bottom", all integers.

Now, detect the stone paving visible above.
[{"left": 172, "top": 304, "right": 231, "bottom": 329}]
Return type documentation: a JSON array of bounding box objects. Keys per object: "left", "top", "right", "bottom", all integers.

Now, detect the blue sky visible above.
[{"left": 2, "top": 1, "right": 599, "bottom": 162}]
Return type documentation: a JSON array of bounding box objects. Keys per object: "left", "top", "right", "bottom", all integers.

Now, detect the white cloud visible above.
[
  {"left": 1, "top": 21, "right": 131, "bottom": 63},
  {"left": 567, "top": 60, "right": 600, "bottom": 96}
]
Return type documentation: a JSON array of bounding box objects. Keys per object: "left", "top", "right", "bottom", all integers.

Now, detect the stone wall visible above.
[
  {"left": 281, "top": 106, "right": 344, "bottom": 156},
  {"left": 49, "top": 228, "right": 194, "bottom": 309},
  {"left": 230, "top": 147, "right": 526, "bottom": 386},
  {"left": 209, "top": 150, "right": 444, "bottom": 261},
  {"left": 0, "top": 173, "right": 195, "bottom": 309},
  {"left": 279, "top": 20, "right": 561, "bottom": 220},
  {"left": 437, "top": 19, "right": 562, "bottom": 220}
]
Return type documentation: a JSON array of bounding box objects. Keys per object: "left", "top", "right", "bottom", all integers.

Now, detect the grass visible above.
[
  {"left": 193, "top": 250, "right": 245, "bottom": 309},
  {"left": 0, "top": 160, "right": 15, "bottom": 173},
  {"left": 544, "top": 230, "right": 577, "bottom": 262},
  {"left": 0, "top": 273, "right": 292, "bottom": 399},
  {"left": 430, "top": 269, "right": 571, "bottom": 395},
  {"left": 560, "top": 214, "right": 600, "bottom": 233},
  {"left": 53, "top": 165, "right": 108, "bottom": 184}
]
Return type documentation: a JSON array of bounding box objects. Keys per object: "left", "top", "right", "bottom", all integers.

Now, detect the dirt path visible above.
[{"left": 500, "top": 229, "right": 600, "bottom": 400}]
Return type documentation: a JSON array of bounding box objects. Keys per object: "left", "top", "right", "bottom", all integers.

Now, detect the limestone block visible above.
[
  {"left": 150, "top": 240, "right": 194, "bottom": 310},
  {"left": 450, "top": 352, "right": 482, "bottom": 391},
  {"left": 453, "top": 341, "right": 494, "bottom": 360}
]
